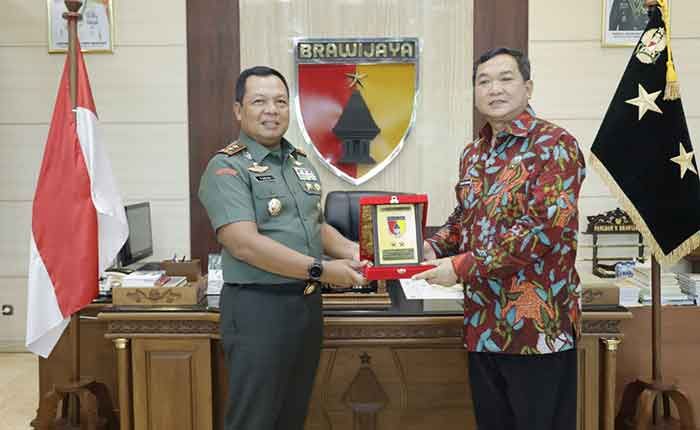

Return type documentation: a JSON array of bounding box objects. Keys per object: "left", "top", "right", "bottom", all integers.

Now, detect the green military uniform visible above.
[{"left": 199, "top": 131, "right": 325, "bottom": 430}]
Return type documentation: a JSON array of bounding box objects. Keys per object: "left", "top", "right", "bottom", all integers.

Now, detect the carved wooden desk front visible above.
[{"left": 94, "top": 288, "right": 631, "bottom": 430}]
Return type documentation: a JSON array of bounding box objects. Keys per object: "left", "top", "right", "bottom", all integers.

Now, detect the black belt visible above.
[{"left": 224, "top": 281, "right": 319, "bottom": 296}]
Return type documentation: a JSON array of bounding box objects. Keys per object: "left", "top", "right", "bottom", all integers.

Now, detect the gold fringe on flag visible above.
[
  {"left": 589, "top": 153, "right": 700, "bottom": 267},
  {"left": 656, "top": 0, "right": 681, "bottom": 100}
]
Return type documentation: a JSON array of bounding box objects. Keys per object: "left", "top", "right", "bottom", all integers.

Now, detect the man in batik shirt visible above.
[{"left": 416, "top": 47, "right": 585, "bottom": 430}]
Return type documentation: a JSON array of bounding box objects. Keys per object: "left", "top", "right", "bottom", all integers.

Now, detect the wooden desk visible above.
[{"left": 40, "top": 291, "right": 632, "bottom": 430}]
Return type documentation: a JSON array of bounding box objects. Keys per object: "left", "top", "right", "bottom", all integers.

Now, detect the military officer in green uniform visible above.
[{"left": 199, "top": 66, "right": 367, "bottom": 430}]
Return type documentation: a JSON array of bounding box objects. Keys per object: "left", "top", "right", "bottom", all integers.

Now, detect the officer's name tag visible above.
[
  {"left": 254, "top": 175, "right": 276, "bottom": 182},
  {"left": 293, "top": 167, "right": 317, "bottom": 181}
]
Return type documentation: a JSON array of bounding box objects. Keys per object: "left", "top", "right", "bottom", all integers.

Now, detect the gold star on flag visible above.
[
  {"left": 670, "top": 143, "right": 698, "bottom": 179},
  {"left": 625, "top": 84, "right": 663, "bottom": 120},
  {"left": 345, "top": 72, "right": 367, "bottom": 89}
]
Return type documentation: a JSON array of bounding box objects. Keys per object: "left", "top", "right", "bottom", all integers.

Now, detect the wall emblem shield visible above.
[{"left": 293, "top": 37, "right": 419, "bottom": 185}]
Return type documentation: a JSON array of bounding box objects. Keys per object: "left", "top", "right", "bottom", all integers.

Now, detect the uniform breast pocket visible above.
[
  {"left": 252, "top": 182, "right": 292, "bottom": 226},
  {"left": 300, "top": 190, "right": 323, "bottom": 223}
]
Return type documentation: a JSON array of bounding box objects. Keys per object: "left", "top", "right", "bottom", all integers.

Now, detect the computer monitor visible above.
[{"left": 118, "top": 202, "right": 153, "bottom": 267}]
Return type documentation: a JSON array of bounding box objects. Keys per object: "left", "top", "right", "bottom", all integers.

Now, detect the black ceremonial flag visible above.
[{"left": 590, "top": 5, "right": 700, "bottom": 266}]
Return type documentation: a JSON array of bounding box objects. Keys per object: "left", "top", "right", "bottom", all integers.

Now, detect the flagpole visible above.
[
  {"left": 32, "top": 0, "right": 124, "bottom": 426},
  {"left": 651, "top": 256, "right": 664, "bottom": 423},
  {"left": 65, "top": 0, "right": 81, "bottom": 110},
  {"left": 651, "top": 257, "right": 661, "bottom": 386},
  {"left": 64, "top": 0, "right": 83, "bottom": 425}
]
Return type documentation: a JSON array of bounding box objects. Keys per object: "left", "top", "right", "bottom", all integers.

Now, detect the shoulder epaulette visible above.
[
  {"left": 218, "top": 141, "right": 247, "bottom": 156},
  {"left": 293, "top": 146, "right": 308, "bottom": 157}
]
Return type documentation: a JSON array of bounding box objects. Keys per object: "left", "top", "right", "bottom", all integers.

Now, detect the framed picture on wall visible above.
[
  {"left": 602, "top": 0, "right": 650, "bottom": 46},
  {"left": 48, "top": 0, "right": 115, "bottom": 53}
]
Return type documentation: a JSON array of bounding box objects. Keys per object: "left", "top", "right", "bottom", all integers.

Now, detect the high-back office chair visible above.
[{"left": 324, "top": 190, "right": 405, "bottom": 242}]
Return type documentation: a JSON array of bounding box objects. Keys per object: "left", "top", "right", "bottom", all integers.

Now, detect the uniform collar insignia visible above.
[{"left": 239, "top": 132, "right": 296, "bottom": 164}]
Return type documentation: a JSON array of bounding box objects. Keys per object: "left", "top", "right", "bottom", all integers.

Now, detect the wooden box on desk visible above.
[
  {"left": 161, "top": 259, "right": 202, "bottom": 281},
  {"left": 580, "top": 275, "right": 619, "bottom": 306},
  {"left": 112, "top": 277, "right": 207, "bottom": 306}
]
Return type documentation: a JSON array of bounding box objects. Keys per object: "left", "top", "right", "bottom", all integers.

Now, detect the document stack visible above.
[
  {"left": 676, "top": 273, "right": 700, "bottom": 305},
  {"left": 121, "top": 270, "right": 186, "bottom": 288},
  {"left": 629, "top": 263, "right": 695, "bottom": 306},
  {"left": 614, "top": 278, "right": 642, "bottom": 307}
]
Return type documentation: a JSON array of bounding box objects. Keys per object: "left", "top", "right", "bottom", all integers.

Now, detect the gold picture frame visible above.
[
  {"left": 47, "top": 0, "right": 115, "bottom": 53},
  {"left": 601, "top": 0, "right": 650, "bottom": 47}
]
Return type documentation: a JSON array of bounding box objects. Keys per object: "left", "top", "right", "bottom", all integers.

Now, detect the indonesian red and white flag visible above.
[{"left": 26, "top": 45, "right": 128, "bottom": 357}]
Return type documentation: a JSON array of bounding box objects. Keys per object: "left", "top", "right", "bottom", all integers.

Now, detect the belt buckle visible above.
[{"left": 304, "top": 282, "right": 316, "bottom": 296}]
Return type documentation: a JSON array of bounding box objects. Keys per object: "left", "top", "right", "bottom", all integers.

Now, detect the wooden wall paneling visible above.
[
  {"left": 186, "top": 0, "right": 241, "bottom": 272},
  {"left": 472, "top": 0, "right": 529, "bottom": 138}
]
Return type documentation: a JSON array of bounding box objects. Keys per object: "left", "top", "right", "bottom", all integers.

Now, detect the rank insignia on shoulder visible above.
[
  {"left": 218, "top": 141, "right": 247, "bottom": 157},
  {"left": 293, "top": 146, "right": 307, "bottom": 157}
]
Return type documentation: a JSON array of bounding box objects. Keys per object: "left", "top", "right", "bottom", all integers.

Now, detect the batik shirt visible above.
[{"left": 427, "top": 107, "right": 586, "bottom": 354}]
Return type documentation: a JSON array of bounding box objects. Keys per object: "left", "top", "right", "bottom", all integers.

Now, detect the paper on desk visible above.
[{"left": 399, "top": 278, "right": 463, "bottom": 300}]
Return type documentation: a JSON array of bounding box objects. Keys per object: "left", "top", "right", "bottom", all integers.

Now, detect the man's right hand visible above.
[{"left": 321, "top": 259, "right": 368, "bottom": 287}]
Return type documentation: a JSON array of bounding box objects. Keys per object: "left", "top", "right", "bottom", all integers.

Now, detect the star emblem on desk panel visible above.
[
  {"left": 670, "top": 142, "right": 698, "bottom": 179},
  {"left": 625, "top": 83, "right": 663, "bottom": 120}
]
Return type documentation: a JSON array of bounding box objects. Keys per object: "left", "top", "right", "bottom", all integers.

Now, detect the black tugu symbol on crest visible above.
[{"left": 332, "top": 89, "right": 380, "bottom": 165}]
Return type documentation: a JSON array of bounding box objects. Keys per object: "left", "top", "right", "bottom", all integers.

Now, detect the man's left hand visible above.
[{"left": 413, "top": 257, "right": 458, "bottom": 286}]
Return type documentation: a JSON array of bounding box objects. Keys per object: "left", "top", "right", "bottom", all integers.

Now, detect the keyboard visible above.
[{"left": 136, "top": 261, "right": 163, "bottom": 271}]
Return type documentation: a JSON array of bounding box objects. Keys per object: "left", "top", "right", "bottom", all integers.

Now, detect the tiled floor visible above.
[{"left": 0, "top": 353, "right": 38, "bottom": 430}]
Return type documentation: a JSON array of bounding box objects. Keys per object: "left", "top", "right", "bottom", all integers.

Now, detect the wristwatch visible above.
[{"left": 308, "top": 258, "right": 323, "bottom": 281}]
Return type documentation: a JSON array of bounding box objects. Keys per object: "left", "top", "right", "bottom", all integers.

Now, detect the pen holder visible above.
[{"left": 161, "top": 259, "right": 201, "bottom": 281}]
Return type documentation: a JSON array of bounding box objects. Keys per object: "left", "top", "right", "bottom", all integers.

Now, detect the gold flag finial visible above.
[{"left": 655, "top": 0, "right": 680, "bottom": 100}]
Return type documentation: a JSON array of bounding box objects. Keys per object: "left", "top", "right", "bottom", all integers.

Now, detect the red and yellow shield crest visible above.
[{"left": 294, "top": 38, "right": 419, "bottom": 185}]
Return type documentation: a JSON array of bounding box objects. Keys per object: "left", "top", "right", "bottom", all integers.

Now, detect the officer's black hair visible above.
[
  {"left": 473, "top": 47, "right": 531, "bottom": 83},
  {"left": 235, "top": 66, "right": 290, "bottom": 103}
]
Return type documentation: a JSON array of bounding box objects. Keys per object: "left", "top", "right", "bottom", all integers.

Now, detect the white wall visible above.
[
  {"left": 0, "top": 0, "right": 190, "bottom": 349},
  {"left": 530, "top": 0, "right": 700, "bottom": 273}
]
